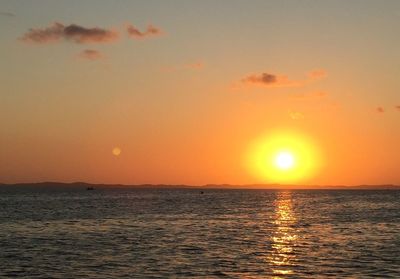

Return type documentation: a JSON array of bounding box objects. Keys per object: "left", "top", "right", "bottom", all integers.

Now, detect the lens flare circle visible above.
[{"left": 112, "top": 147, "right": 121, "bottom": 156}]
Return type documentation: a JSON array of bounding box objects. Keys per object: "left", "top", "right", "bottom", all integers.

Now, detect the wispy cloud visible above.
[
  {"left": 396, "top": 105, "right": 400, "bottom": 111},
  {"left": 20, "top": 22, "right": 64, "bottom": 43},
  {"left": 0, "top": 11, "right": 15, "bottom": 17},
  {"left": 376, "top": 107, "right": 385, "bottom": 113},
  {"left": 289, "top": 110, "right": 305, "bottom": 120},
  {"left": 20, "top": 22, "right": 119, "bottom": 44},
  {"left": 242, "top": 73, "right": 303, "bottom": 87},
  {"left": 78, "top": 49, "right": 103, "bottom": 60},
  {"left": 126, "top": 24, "right": 162, "bottom": 39},
  {"left": 185, "top": 61, "right": 204, "bottom": 70},
  {"left": 307, "top": 69, "right": 327, "bottom": 80},
  {"left": 241, "top": 69, "right": 327, "bottom": 88}
]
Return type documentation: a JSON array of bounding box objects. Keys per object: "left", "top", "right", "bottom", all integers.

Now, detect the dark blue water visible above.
[{"left": 0, "top": 187, "right": 399, "bottom": 278}]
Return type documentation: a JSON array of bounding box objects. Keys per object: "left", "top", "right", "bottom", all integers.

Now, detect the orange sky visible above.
[{"left": 1, "top": 1, "right": 399, "bottom": 185}]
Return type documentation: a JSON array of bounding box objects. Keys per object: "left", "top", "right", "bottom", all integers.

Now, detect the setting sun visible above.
[
  {"left": 275, "top": 151, "right": 295, "bottom": 170},
  {"left": 246, "top": 131, "right": 321, "bottom": 184}
]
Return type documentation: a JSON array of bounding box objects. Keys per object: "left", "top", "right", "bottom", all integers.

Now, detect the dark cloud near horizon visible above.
[
  {"left": 243, "top": 73, "right": 278, "bottom": 84},
  {"left": 0, "top": 11, "right": 15, "bottom": 17},
  {"left": 258, "top": 73, "right": 278, "bottom": 84},
  {"left": 126, "top": 24, "right": 162, "bottom": 39},
  {"left": 376, "top": 107, "right": 385, "bottom": 113},
  {"left": 242, "top": 72, "right": 302, "bottom": 87},
  {"left": 20, "top": 22, "right": 118, "bottom": 44},
  {"left": 241, "top": 69, "right": 327, "bottom": 88}
]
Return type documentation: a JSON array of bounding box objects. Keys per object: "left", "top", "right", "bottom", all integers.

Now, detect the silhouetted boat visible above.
[{"left": 86, "top": 187, "right": 95, "bottom": 191}]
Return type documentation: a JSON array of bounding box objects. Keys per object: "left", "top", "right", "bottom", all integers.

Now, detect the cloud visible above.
[
  {"left": 126, "top": 24, "right": 162, "bottom": 39},
  {"left": 185, "top": 61, "right": 204, "bottom": 70},
  {"left": 63, "top": 24, "right": 118, "bottom": 43},
  {"left": 248, "top": 73, "right": 277, "bottom": 84},
  {"left": 308, "top": 69, "right": 327, "bottom": 80},
  {"left": 396, "top": 105, "right": 400, "bottom": 111},
  {"left": 20, "top": 22, "right": 64, "bottom": 43},
  {"left": 376, "top": 107, "right": 385, "bottom": 113},
  {"left": 241, "top": 69, "right": 327, "bottom": 88},
  {"left": 0, "top": 11, "right": 15, "bottom": 17},
  {"left": 242, "top": 73, "right": 302, "bottom": 87},
  {"left": 78, "top": 49, "right": 103, "bottom": 60},
  {"left": 20, "top": 22, "right": 118, "bottom": 44},
  {"left": 289, "top": 110, "right": 305, "bottom": 120}
]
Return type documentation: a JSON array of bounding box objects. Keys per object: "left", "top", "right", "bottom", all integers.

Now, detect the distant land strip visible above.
[{"left": 0, "top": 182, "right": 399, "bottom": 190}]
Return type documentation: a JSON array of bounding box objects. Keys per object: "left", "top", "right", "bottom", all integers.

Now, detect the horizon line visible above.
[{"left": 1, "top": 181, "right": 399, "bottom": 190}]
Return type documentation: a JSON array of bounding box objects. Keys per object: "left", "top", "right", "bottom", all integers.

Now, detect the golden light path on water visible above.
[{"left": 268, "top": 191, "right": 298, "bottom": 277}]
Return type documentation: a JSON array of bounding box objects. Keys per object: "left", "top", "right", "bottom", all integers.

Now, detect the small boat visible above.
[{"left": 86, "top": 187, "right": 95, "bottom": 191}]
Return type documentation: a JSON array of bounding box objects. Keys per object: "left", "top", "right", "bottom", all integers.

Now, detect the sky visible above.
[{"left": 1, "top": 0, "right": 399, "bottom": 186}]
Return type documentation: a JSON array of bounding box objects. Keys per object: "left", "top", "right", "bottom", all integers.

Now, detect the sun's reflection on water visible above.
[{"left": 268, "top": 191, "right": 298, "bottom": 277}]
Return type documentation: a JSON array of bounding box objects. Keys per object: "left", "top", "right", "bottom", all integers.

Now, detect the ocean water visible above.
[{"left": 0, "top": 187, "right": 399, "bottom": 278}]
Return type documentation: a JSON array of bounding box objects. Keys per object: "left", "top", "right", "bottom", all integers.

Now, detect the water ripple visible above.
[{"left": 0, "top": 188, "right": 399, "bottom": 278}]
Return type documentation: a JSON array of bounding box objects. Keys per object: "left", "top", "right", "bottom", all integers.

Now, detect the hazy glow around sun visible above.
[{"left": 246, "top": 130, "right": 321, "bottom": 183}]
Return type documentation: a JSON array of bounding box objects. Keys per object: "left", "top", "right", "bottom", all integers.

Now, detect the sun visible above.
[
  {"left": 275, "top": 151, "right": 295, "bottom": 170},
  {"left": 246, "top": 130, "right": 321, "bottom": 183}
]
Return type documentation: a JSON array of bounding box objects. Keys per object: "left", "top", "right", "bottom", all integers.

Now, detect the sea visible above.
[{"left": 0, "top": 186, "right": 399, "bottom": 278}]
